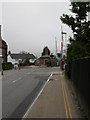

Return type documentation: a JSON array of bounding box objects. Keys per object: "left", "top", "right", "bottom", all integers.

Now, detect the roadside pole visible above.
[{"left": 61, "top": 26, "right": 66, "bottom": 70}]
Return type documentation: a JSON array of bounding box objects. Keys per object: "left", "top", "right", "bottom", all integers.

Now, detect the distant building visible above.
[
  {"left": 35, "top": 47, "right": 58, "bottom": 66},
  {"left": 50, "top": 54, "right": 58, "bottom": 66},
  {"left": 42, "top": 46, "right": 50, "bottom": 56},
  {"left": 35, "top": 55, "right": 50, "bottom": 66},
  {"left": 0, "top": 25, "right": 7, "bottom": 63},
  {"left": 8, "top": 52, "right": 36, "bottom": 65}
]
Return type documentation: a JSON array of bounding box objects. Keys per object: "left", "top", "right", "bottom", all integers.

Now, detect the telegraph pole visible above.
[
  {"left": 61, "top": 26, "right": 63, "bottom": 60},
  {"left": 61, "top": 26, "right": 66, "bottom": 70},
  {"left": 55, "top": 37, "right": 57, "bottom": 58},
  {"left": 61, "top": 26, "right": 66, "bottom": 59}
]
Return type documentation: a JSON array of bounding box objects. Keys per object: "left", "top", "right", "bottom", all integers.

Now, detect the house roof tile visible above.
[{"left": 10, "top": 53, "right": 36, "bottom": 60}]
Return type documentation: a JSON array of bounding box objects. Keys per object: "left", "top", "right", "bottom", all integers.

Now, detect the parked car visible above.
[{"left": 14, "top": 63, "right": 19, "bottom": 69}]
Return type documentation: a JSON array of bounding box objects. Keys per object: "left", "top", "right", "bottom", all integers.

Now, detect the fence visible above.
[{"left": 71, "top": 57, "right": 90, "bottom": 116}]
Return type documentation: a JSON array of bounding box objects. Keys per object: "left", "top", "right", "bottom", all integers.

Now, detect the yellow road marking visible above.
[
  {"left": 61, "top": 78, "right": 68, "bottom": 119},
  {"left": 61, "top": 77, "right": 72, "bottom": 119},
  {"left": 63, "top": 83, "right": 72, "bottom": 119}
]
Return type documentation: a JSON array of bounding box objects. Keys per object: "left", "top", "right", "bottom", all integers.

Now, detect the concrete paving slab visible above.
[{"left": 26, "top": 73, "right": 82, "bottom": 118}]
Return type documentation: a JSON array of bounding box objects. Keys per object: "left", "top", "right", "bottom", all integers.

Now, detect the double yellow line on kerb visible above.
[{"left": 61, "top": 77, "right": 72, "bottom": 119}]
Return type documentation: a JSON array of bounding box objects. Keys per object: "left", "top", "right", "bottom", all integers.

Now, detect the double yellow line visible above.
[{"left": 61, "top": 77, "right": 72, "bottom": 119}]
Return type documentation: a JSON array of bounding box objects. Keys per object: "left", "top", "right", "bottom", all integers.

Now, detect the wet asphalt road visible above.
[{"left": 2, "top": 67, "right": 60, "bottom": 119}]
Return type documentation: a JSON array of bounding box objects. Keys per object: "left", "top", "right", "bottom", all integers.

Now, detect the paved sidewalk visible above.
[{"left": 26, "top": 72, "right": 82, "bottom": 118}]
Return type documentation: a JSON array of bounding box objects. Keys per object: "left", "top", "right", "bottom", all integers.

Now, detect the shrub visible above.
[{"left": 2, "top": 62, "right": 12, "bottom": 70}]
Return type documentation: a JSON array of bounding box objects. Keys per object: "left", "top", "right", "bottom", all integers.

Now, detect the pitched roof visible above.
[
  {"left": 41, "top": 55, "right": 50, "bottom": 58},
  {"left": 10, "top": 53, "right": 36, "bottom": 60}
]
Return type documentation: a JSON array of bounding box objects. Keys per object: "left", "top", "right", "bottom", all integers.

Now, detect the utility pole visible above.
[
  {"left": 61, "top": 26, "right": 67, "bottom": 59},
  {"left": 55, "top": 37, "right": 57, "bottom": 58},
  {"left": 61, "top": 26, "right": 63, "bottom": 60},
  {"left": 61, "top": 26, "right": 67, "bottom": 70},
  {"left": 65, "top": 33, "right": 67, "bottom": 55}
]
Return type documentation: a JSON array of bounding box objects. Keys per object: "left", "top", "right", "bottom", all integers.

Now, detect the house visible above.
[
  {"left": 42, "top": 46, "right": 50, "bottom": 56},
  {"left": 35, "top": 55, "right": 51, "bottom": 66},
  {"left": 35, "top": 46, "right": 58, "bottom": 66},
  {"left": 35, "top": 46, "right": 51, "bottom": 66},
  {"left": 8, "top": 53, "right": 36, "bottom": 65},
  {"left": 0, "top": 25, "right": 7, "bottom": 63}
]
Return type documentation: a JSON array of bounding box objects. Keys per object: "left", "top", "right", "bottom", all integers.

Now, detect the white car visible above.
[{"left": 14, "top": 63, "right": 19, "bottom": 69}]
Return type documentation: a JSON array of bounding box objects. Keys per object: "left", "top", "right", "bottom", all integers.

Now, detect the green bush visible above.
[{"left": 2, "top": 62, "right": 12, "bottom": 70}]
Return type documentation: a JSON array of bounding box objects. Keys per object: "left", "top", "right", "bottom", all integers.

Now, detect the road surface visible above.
[{"left": 2, "top": 67, "right": 59, "bottom": 118}]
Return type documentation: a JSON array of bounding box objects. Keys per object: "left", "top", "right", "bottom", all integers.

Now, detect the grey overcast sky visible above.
[{"left": 2, "top": 1, "right": 72, "bottom": 57}]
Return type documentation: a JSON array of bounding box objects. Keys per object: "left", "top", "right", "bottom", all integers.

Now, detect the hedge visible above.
[{"left": 2, "top": 62, "right": 12, "bottom": 70}]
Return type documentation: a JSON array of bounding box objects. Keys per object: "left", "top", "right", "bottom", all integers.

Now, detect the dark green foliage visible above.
[
  {"left": 60, "top": 2, "right": 90, "bottom": 78},
  {"left": 2, "top": 62, "right": 12, "bottom": 70}
]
